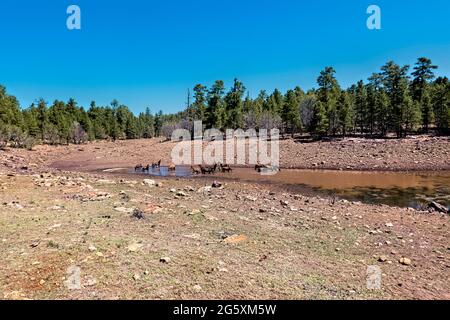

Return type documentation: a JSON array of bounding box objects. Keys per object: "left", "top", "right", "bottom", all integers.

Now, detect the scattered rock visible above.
[
  {"left": 176, "top": 191, "right": 187, "bottom": 197},
  {"left": 114, "top": 207, "right": 134, "bottom": 213},
  {"left": 159, "top": 257, "right": 171, "bottom": 264},
  {"left": 223, "top": 234, "right": 248, "bottom": 244},
  {"left": 143, "top": 179, "right": 156, "bottom": 186},
  {"left": 192, "top": 284, "right": 202, "bottom": 292},
  {"left": 189, "top": 209, "right": 201, "bottom": 216},
  {"left": 212, "top": 181, "right": 222, "bottom": 188},
  {"left": 197, "top": 186, "right": 212, "bottom": 193},
  {"left": 97, "top": 179, "right": 116, "bottom": 185},
  {"left": 127, "top": 242, "right": 143, "bottom": 252},
  {"left": 427, "top": 201, "right": 449, "bottom": 214},
  {"left": 131, "top": 208, "right": 146, "bottom": 220},
  {"left": 399, "top": 257, "right": 412, "bottom": 266}
]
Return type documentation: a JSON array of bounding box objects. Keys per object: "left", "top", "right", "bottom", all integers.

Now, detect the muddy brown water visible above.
[{"left": 112, "top": 166, "right": 450, "bottom": 210}]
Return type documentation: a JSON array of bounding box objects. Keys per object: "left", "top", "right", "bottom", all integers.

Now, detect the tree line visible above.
[
  {"left": 1, "top": 57, "right": 449, "bottom": 149},
  {"left": 182, "top": 57, "right": 449, "bottom": 139}
]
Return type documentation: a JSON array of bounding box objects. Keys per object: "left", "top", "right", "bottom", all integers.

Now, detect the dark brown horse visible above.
[
  {"left": 200, "top": 165, "right": 214, "bottom": 174},
  {"left": 220, "top": 164, "right": 232, "bottom": 173},
  {"left": 152, "top": 159, "right": 161, "bottom": 169}
]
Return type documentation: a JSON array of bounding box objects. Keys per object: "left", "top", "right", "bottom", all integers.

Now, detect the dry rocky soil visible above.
[{"left": 0, "top": 136, "right": 449, "bottom": 300}]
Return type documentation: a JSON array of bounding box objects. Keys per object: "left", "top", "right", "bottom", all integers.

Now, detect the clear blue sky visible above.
[{"left": 1, "top": 0, "right": 449, "bottom": 114}]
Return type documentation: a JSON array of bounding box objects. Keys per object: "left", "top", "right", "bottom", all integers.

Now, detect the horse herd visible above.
[
  {"left": 134, "top": 161, "right": 278, "bottom": 175},
  {"left": 134, "top": 160, "right": 232, "bottom": 175},
  {"left": 134, "top": 160, "right": 163, "bottom": 172},
  {"left": 191, "top": 163, "right": 233, "bottom": 175}
]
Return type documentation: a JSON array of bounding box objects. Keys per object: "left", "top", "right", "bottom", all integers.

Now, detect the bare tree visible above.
[
  {"left": 300, "top": 96, "right": 317, "bottom": 131},
  {"left": 243, "top": 112, "right": 258, "bottom": 130},
  {"left": 258, "top": 111, "right": 282, "bottom": 131},
  {"left": 0, "top": 131, "right": 7, "bottom": 150},
  {"left": 160, "top": 122, "right": 178, "bottom": 140},
  {"left": 71, "top": 122, "right": 87, "bottom": 144}
]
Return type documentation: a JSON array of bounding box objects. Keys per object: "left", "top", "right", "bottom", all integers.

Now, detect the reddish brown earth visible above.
[
  {"left": 1, "top": 136, "right": 449, "bottom": 174},
  {"left": 0, "top": 137, "right": 449, "bottom": 300}
]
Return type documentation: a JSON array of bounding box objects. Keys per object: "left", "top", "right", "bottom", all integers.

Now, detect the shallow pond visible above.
[{"left": 125, "top": 166, "right": 450, "bottom": 209}]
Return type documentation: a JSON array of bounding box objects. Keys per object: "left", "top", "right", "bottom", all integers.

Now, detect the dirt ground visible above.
[
  {"left": 0, "top": 137, "right": 449, "bottom": 300},
  {"left": 1, "top": 136, "right": 449, "bottom": 175}
]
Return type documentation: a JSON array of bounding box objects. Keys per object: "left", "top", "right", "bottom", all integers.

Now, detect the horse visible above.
[
  {"left": 254, "top": 163, "right": 267, "bottom": 172},
  {"left": 135, "top": 164, "right": 143, "bottom": 172},
  {"left": 191, "top": 166, "right": 201, "bottom": 174},
  {"left": 220, "top": 164, "right": 232, "bottom": 173},
  {"left": 152, "top": 159, "right": 161, "bottom": 169},
  {"left": 200, "top": 165, "right": 214, "bottom": 174}
]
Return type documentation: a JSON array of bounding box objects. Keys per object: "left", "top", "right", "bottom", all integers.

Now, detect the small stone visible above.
[
  {"left": 143, "top": 179, "right": 156, "bottom": 186},
  {"left": 223, "top": 234, "right": 247, "bottom": 244},
  {"left": 131, "top": 208, "right": 145, "bottom": 220},
  {"left": 189, "top": 209, "right": 201, "bottom": 216},
  {"left": 399, "top": 257, "right": 412, "bottom": 266},
  {"left": 88, "top": 245, "right": 97, "bottom": 252},
  {"left": 385, "top": 222, "right": 394, "bottom": 227},
  {"left": 211, "top": 181, "right": 222, "bottom": 188},
  {"left": 86, "top": 278, "right": 97, "bottom": 286},
  {"left": 127, "top": 242, "right": 143, "bottom": 252},
  {"left": 114, "top": 207, "right": 134, "bottom": 213},
  {"left": 176, "top": 191, "right": 187, "bottom": 197},
  {"left": 193, "top": 285, "right": 202, "bottom": 292},
  {"left": 378, "top": 255, "right": 388, "bottom": 262},
  {"left": 133, "top": 274, "right": 141, "bottom": 281},
  {"left": 159, "top": 257, "right": 171, "bottom": 264}
]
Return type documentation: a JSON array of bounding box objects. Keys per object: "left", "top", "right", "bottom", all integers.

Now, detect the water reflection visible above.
[
  {"left": 132, "top": 166, "right": 192, "bottom": 177},
  {"left": 127, "top": 166, "right": 449, "bottom": 209}
]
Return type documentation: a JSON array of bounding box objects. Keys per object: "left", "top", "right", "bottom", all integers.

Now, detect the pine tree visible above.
[
  {"left": 36, "top": 99, "right": 48, "bottom": 141},
  {"left": 336, "top": 90, "right": 352, "bottom": 136},
  {"left": 311, "top": 101, "right": 328, "bottom": 136},
  {"left": 432, "top": 77, "right": 450, "bottom": 135},
  {"left": 316, "top": 67, "right": 340, "bottom": 135},
  {"left": 192, "top": 84, "right": 207, "bottom": 121},
  {"left": 354, "top": 80, "right": 367, "bottom": 135},
  {"left": 411, "top": 57, "right": 438, "bottom": 132},
  {"left": 282, "top": 89, "right": 302, "bottom": 136},
  {"left": 380, "top": 61, "right": 411, "bottom": 138},
  {"left": 206, "top": 80, "right": 225, "bottom": 129},
  {"left": 224, "top": 79, "right": 245, "bottom": 129}
]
